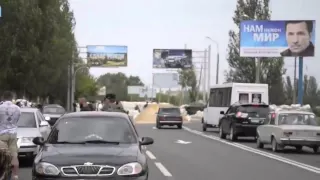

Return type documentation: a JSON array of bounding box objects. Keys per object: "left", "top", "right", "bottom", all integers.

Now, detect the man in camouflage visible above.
[{"left": 101, "top": 94, "right": 125, "bottom": 113}]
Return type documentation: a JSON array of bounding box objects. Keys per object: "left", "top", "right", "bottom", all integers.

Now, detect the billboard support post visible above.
[
  {"left": 255, "top": 57, "right": 260, "bottom": 83},
  {"left": 293, "top": 57, "right": 297, "bottom": 104},
  {"left": 298, "top": 56, "right": 303, "bottom": 105}
]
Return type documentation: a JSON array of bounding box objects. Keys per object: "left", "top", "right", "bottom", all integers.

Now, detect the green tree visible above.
[
  {"left": 178, "top": 68, "right": 198, "bottom": 102},
  {"left": 97, "top": 73, "right": 144, "bottom": 100},
  {"left": 225, "top": 0, "right": 286, "bottom": 104},
  {"left": 0, "top": 0, "right": 77, "bottom": 105}
]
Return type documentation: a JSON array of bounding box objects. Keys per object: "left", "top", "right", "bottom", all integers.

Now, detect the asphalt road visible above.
[
  {"left": 184, "top": 121, "right": 320, "bottom": 168},
  {"left": 19, "top": 123, "right": 320, "bottom": 180}
]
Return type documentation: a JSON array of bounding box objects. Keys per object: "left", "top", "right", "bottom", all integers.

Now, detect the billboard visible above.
[
  {"left": 240, "top": 20, "right": 315, "bottom": 57},
  {"left": 139, "top": 87, "right": 156, "bottom": 98},
  {"left": 153, "top": 49, "right": 192, "bottom": 68},
  {"left": 127, "top": 86, "right": 144, "bottom": 95},
  {"left": 87, "top": 45, "right": 128, "bottom": 67},
  {"left": 153, "top": 73, "right": 179, "bottom": 88}
]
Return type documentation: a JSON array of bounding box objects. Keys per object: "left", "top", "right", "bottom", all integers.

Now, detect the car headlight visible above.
[
  {"left": 35, "top": 162, "right": 60, "bottom": 176},
  {"left": 117, "top": 162, "right": 143, "bottom": 176}
]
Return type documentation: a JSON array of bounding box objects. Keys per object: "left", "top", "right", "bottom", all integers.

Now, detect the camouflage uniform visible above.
[{"left": 0, "top": 140, "right": 11, "bottom": 180}]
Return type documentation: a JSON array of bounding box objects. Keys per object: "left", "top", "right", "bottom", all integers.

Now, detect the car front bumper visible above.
[
  {"left": 19, "top": 145, "right": 37, "bottom": 157},
  {"left": 33, "top": 175, "right": 148, "bottom": 180},
  {"left": 280, "top": 138, "right": 320, "bottom": 146}
]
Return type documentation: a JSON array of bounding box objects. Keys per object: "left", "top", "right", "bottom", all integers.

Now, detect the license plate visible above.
[{"left": 251, "top": 119, "right": 260, "bottom": 123}]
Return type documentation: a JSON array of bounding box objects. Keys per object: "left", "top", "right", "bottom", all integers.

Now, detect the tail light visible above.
[
  {"left": 284, "top": 132, "right": 292, "bottom": 136},
  {"left": 159, "top": 117, "right": 165, "bottom": 121},
  {"left": 236, "top": 112, "right": 248, "bottom": 118}
]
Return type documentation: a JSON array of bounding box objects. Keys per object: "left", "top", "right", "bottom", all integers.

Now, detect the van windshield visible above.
[{"left": 238, "top": 105, "right": 269, "bottom": 117}]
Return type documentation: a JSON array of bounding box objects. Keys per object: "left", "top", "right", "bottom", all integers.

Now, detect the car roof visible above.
[
  {"left": 44, "top": 104, "right": 64, "bottom": 108},
  {"left": 61, "top": 111, "right": 129, "bottom": 119},
  {"left": 274, "top": 110, "right": 314, "bottom": 114},
  {"left": 232, "top": 102, "right": 268, "bottom": 106},
  {"left": 20, "top": 107, "right": 38, "bottom": 113}
]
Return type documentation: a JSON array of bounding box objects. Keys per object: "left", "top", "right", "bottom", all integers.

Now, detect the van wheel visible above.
[
  {"left": 312, "top": 146, "right": 319, "bottom": 153},
  {"left": 202, "top": 123, "right": 207, "bottom": 131},
  {"left": 219, "top": 125, "right": 226, "bottom": 139}
]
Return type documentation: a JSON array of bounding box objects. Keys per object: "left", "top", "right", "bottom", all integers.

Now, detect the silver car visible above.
[
  {"left": 257, "top": 109, "right": 320, "bottom": 153},
  {"left": 42, "top": 104, "right": 66, "bottom": 126},
  {"left": 17, "top": 108, "right": 51, "bottom": 159}
]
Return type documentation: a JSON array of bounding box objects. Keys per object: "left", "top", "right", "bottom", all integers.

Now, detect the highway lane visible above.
[
  {"left": 184, "top": 121, "right": 320, "bottom": 168},
  {"left": 136, "top": 124, "right": 320, "bottom": 180}
]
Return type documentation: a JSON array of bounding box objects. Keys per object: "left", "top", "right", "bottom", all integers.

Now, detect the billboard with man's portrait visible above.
[
  {"left": 240, "top": 20, "right": 316, "bottom": 57},
  {"left": 87, "top": 45, "right": 128, "bottom": 67}
]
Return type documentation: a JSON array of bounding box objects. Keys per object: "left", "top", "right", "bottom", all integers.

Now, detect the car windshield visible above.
[
  {"left": 278, "top": 113, "right": 318, "bottom": 126},
  {"left": 238, "top": 105, "right": 269, "bottom": 117},
  {"left": 48, "top": 116, "right": 137, "bottom": 144},
  {"left": 17, "top": 112, "right": 36, "bottom": 128},
  {"left": 43, "top": 107, "right": 65, "bottom": 114},
  {"left": 159, "top": 108, "right": 180, "bottom": 114}
]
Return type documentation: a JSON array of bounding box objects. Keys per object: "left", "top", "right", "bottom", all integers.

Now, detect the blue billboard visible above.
[
  {"left": 86, "top": 45, "right": 128, "bottom": 67},
  {"left": 240, "top": 20, "right": 315, "bottom": 57}
]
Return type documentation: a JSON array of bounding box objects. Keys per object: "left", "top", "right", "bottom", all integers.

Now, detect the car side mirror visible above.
[
  {"left": 220, "top": 111, "right": 225, "bottom": 115},
  {"left": 33, "top": 137, "right": 45, "bottom": 145},
  {"left": 140, "top": 137, "right": 154, "bottom": 145},
  {"left": 40, "top": 121, "right": 49, "bottom": 127}
]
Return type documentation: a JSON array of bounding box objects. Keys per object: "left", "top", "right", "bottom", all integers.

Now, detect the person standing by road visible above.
[{"left": 0, "top": 91, "right": 21, "bottom": 180}]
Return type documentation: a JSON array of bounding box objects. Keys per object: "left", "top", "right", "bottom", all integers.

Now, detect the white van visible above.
[{"left": 202, "top": 83, "right": 269, "bottom": 131}]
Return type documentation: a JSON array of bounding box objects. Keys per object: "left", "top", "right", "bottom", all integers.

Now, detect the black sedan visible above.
[
  {"left": 32, "top": 111, "right": 154, "bottom": 179},
  {"left": 156, "top": 106, "right": 183, "bottom": 129}
]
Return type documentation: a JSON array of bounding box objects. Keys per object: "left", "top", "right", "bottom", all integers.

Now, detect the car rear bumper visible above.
[
  {"left": 234, "top": 124, "right": 260, "bottom": 137},
  {"left": 159, "top": 121, "right": 182, "bottom": 125},
  {"left": 280, "top": 138, "right": 320, "bottom": 146}
]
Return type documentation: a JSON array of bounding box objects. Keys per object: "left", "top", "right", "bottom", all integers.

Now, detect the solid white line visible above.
[
  {"left": 145, "top": 150, "right": 156, "bottom": 160},
  {"left": 155, "top": 162, "right": 172, "bottom": 176},
  {"left": 182, "top": 126, "right": 320, "bottom": 174}
]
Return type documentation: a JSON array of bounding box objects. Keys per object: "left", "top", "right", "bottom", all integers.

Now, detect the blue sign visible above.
[
  {"left": 0, "top": 6, "right": 2, "bottom": 17},
  {"left": 86, "top": 45, "right": 128, "bottom": 67},
  {"left": 240, "top": 20, "right": 316, "bottom": 57}
]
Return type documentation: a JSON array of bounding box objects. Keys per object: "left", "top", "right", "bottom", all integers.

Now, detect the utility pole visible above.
[
  {"left": 255, "top": 57, "right": 260, "bottom": 83},
  {"left": 203, "top": 49, "right": 207, "bottom": 101},
  {"left": 293, "top": 56, "right": 297, "bottom": 104}
]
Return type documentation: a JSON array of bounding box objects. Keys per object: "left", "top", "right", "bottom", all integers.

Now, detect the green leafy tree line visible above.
[{"left": 0, "top": 0, "right": 97, "bottom": 104}]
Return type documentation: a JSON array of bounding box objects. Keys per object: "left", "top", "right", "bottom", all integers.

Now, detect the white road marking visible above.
[
  {"left": 182, "top": 126, "right": 320, "bottom": 174},
  {"left": 152, "top": 127, "right": 157, "bottom": 129},
  {"left": 155, "top": 162, "right": 172, "bottom": 176},
  {"left": 145, "top": 150, "right": 156, "bottom": 160},
  {"left": 175, "top": 139, "right": 192, "bottom": 144}
]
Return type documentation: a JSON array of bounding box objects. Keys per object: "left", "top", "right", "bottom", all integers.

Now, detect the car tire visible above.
[
  {"left": 219, "top": 125, "right": 226, "bottom": 139},
  {"left": 229, "top": 126, "right": 237, "bottom": 141},
  {"left": 256, "top": 135, "right": 264, "bottom": 149},
  {"left": 271, "top": 137, "right": 279, "bottom": 152},
  {"left": 202, "top": 122, "right": 207, "bottom": 132},
  {"left": 177, "top": 124, "right": 182, "bottom": 129},
  {"left": 295, "top": 145, "right": 303, "bottom": 152},
  {"left": 312, "top": 146, "right": 319, "bottom": 153},
  {"left": 156, "top": 122, "right": 162, "bottom": 129}
]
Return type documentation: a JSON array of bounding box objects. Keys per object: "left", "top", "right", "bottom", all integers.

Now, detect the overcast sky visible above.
[{"left": 69, "top": 0, "right": 319, "bottom": 86}]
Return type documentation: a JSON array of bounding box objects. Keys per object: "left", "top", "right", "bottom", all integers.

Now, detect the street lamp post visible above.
[
  {"left": 205, "top": 36, "right": 220, "bottom": 85},
  {"left": 70, "top": 65, "right": 89, "bottom": 111}
]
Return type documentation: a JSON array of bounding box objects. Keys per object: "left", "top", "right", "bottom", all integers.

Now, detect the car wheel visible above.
[
  {"left": 295, "top": 145, "right": 303, "bottom": 152},
  {"left": 156, "top": 122, "right": 161, "bottom": 129},
  {"left": 256, "top": 135, "right": 264, "bottom": 149},
  {"left": 229, "top": 126, "right": 237, "bottom": 141},
  {"left": 271, "top": 137, "right": 279, "bottom": 152},
  {"left": 312, "top": 146, "right": 319, "bottom": 153},
  {"left": 202, "top": 122, "right": 207, "bottom": 131},
  {"left": 177, "top": 124, "right": 182, "bottom": 129},
  {"left": 219, "top": 125, "right": 226, "bottom": 139}
]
